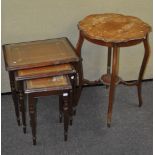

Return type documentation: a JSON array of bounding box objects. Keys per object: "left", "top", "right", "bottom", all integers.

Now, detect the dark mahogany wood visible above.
[
  {"left": 59, "top": 95, "right": 63, "bottom": 123},
  {"left": 17, "top": 81, "right": 26, "bottom": 133},
  {"left": 14, "top": 63, "right": 77, "bottom": 130},
  {"left": 2, "top": 37, "right": 82, "bottom": 130},
  {"left": 62, "top": 92, "right": 71, "bottom": 141},
  {"left": 8, "top": 71, "right": 20, "bottom": 126},
  {"left": 26, "top": 85, "right": 72, "bottom": 145},
  {"left": 28, "top": 95, "right": 37, "bottom": 145},
  {"left": 71, "top": 60, "right": 83, "bottom": 105},
  {"left": 3, "top": 37, "right": 79, "bottom": 71}
]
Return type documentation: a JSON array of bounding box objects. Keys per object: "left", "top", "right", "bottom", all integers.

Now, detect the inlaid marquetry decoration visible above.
[{"left": 78, "top": 13, "right": 151, "bottom": 42}]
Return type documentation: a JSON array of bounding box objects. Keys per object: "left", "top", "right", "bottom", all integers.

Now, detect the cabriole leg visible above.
[{"left": 137, "top": 37, "right": 150, "bottom": 107}]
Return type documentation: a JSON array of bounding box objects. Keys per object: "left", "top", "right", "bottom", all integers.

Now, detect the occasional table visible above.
[
  {"left": 76, "top": 13, "right": 151, "bottom": 126},
  {"left": 3, "top": 37, "right": 81, "bottom": 125}
]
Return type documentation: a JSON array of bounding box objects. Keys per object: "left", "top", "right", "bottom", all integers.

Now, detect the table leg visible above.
[
  {"left": 63, "top": 92, "right": 70, "bottom": 141},
  {"left": 69, "top": 89, "right": 73, "bottom": 125},
  {"left": 9, "top": 71, "right": 20, "bottom": 126},
  {"left": 28, "top": 95, "right": 37, "bottom": 145},
  {"left": 18, "top": 81, "right": 26, "bottom": 133},
  {"left": 76, "top": 31, "right": 84, "bottom": 57},
  {"left": 69, "top": 74, "right": 76, "bottom": 116},
  {"left": 59, "top": 95, "right": 63, "bottom": 123},
  {"left": 72, "top": 73, "right": 77, "bottom": 115},
  {"left": 76, "top": 30, "right": 84, "bottom": 85},
  {"left": 75, "top": 31, "right": 84, "bottom": 103},
  {"left": 107, "top": 46, "right": 119, "bottom": 127},
  {"left": 137, "top": 37, "right": 150, "bottom": 107},
  {"left": 106, "top": 47, "right": 112, "bottom": 89}
]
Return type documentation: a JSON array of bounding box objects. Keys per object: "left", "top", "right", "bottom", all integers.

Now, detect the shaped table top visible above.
[{"left": 78, "top": 13, "right": 151, "bottom": 43}]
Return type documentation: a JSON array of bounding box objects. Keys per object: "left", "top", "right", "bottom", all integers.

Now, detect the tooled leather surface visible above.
[
  {"left": 27, "top": 76, "right": 68, "bottom": 89},
  {"left": 18, "top": 64, "right": 72, "bottom": 76}
]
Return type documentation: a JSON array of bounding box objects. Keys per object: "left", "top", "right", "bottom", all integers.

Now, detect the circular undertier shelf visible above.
[{"left": 100, "top": 74, "right": 121, "bottom": 86}]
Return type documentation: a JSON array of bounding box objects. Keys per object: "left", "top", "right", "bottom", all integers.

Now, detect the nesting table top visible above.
[
  {"left": 25, "top": 75, "right": 71, "bottom": 93},
  {"left": 3, "top": 37, "right": 79, "bottom": 71},
  {"left": 17, "top": 64, "right": 73, "bottom": 76},
  {"left": 78, "top": 13, "right": 151, "bottom": 43}
]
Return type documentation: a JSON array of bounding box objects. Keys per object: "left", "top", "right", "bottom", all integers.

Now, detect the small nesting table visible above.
[
  {"left": 76, "top": 13, "right": 151, "bottom": 127},
  {"left": 3, "top": 37, "right": 81, "bottom": 126},
  {"left": 24, "top": 75, "right": 72, "bottom": 145}
]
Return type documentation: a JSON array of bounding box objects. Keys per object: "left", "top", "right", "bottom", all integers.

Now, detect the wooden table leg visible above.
[
  {"left": 72, "top": 73, "right": 77, "bottom": 115},
  {"left": 9, "top": 71, "right": 20, "bottom": 126},
  {"left": 107, "top": 46, "right": 119, "bottom": 127},
  {"left": 76, "top": 31, "right": 84, "bottom": 58},
  {"left": 69, "top": 89, "right": 73, "bottom": 125},
  {"left": 107, "top": 47, "right": 112, "bottom": 74},
  {"left": 69, "top": 74, "right": 76, "bottom": 117},
  {"left": 106, "top": 47, "right": 112, "bottom": 89},
  {"left": 137, "top": 37, "right": 150, "bottom": 107},
  {"left": 76, "top": 30, "right": 84, "bottom": 86},
  {"left": 75, "top": 31, "right": 84, "bottom": 103},
  {"left": 18, "top": 81, "right": 26, "bottom": 133},
  {"left": 28, "top": 95, "right": 36, "bottom": 145},
  {"left": 59, "top": 95, "right": 63, "bottom": 123},
  {"left": 63, "top": 92, "right": 70, "bottom": 141}
]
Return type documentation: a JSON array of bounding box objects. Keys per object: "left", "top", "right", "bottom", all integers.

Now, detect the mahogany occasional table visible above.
[
  {"left": 76, "top": 13, "right": 151, "bottom": 127},
  {"left": 3, "top": 37, "right": 81, "bottom": 126}
]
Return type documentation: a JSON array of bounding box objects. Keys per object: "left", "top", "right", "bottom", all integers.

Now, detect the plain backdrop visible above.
[{"left": 1, "top": 0, "right": 153, "bottom": 92}]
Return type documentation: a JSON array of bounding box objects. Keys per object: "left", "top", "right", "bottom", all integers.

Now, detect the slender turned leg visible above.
[
  {"left": 28, "top": 95, "right": 37, "bottom": 145},
  {"left": 29, "top": 98, "right": 37, "bottom": 127},
  {"left": 63, "top": 92, "right": 70, "bottom": 141},
  {"left": 18, "top": 82, "right": 26, "bottom": 133},
  {"left": 9, "top": 72, "right": 20, "bottom": 126},
  {"left": 75, "top": 31, "right": 84, "bottom": 105},
  {"left": 59, "top": 95, "right": 63, "bottom": 123},
  {"left": 106, "top": 47, "right": 112, "bottom": 89},
  {"left": 59, "top": 92, "right": 72, "bottom": 125},
  {"left": 137, "top": 37, "right": 150, "bottom": 107},
  {"left": 69, "top": 74, "right": 76, "bottom": 116},
  {"left": 107, "top": 46, "right": 119, "bottom": 127},
  {"left": 69, "top": 89, "right": 73, "bottom": 125},
  {"left": 73, "top": 72, "right": 78, "bottom": 115},
  {"left": 72, "top": 60, "right": 83, "bottom": 107},
  {"left": 73, "top": 73, "right": 77, "bottom": 115}
]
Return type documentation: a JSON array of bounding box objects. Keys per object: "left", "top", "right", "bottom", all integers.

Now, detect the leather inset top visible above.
[
  {"left": 25, "top": 75, "right": 70, "bottom": 91},
  {"left": 4, "top": 38, "right": 79, "bottom": 70},
  {"left": 17, "top": 64, "right": 73, "bottom": 77}
]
